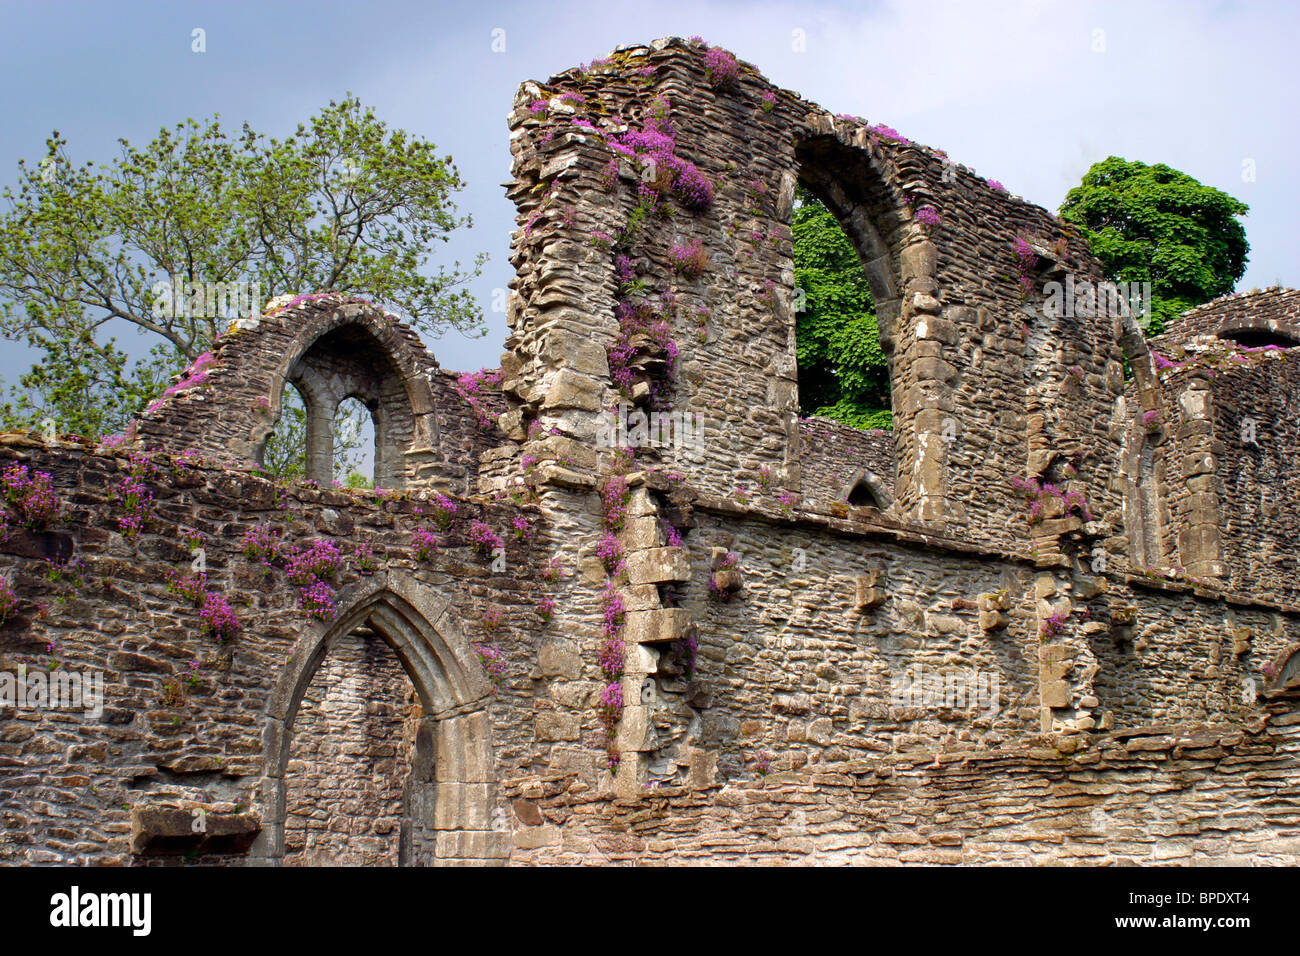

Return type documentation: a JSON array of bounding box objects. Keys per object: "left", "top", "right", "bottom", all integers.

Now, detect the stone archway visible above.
[{"left": 251, "top": 573, "right": 508, "bottom": 866}]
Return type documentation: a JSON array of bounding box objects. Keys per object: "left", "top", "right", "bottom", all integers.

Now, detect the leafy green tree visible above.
[
  {"left": 794, "top": 185, "right": 890, "bottom": 429},
  {"left": 0, "top": 96, "right": 486, "bottom": 439},
  {"left": 1058, "top": 157, "right": 1249, "bottom": 335}
]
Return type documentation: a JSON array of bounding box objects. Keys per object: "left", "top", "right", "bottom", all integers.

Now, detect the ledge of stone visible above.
[{"left": 130, "top": 806, "right": 260, "bottom": 857}]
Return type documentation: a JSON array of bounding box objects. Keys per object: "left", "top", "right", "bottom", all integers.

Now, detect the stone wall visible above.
[{"left": 1160, "top": 287, "right": 1300, "bottom": 347}]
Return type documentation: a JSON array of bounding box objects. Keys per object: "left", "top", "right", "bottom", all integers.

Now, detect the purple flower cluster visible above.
[
  {"left": 1009, "top": 476, "right": 1093, "bottom": 524},
  {"left": 165, "top": 570, "right": 207, "bottom": 606},
  {"left": 672, "top": 163, "right": 714, "bottom": 210},
  {"left": 241, "top": 523, "right": 284, "bottom": 565},
  {"left": 481, "top": 606, "right": 504, "bottom": 633},
  {"left": 541, "top": 555, "right": 565, "bottom": 583},
  {"left": 760, "top": 89, "right": 777, "bottom": 112},
  {"left": 608, "top": 96, "right": 714, "bottom": 212},
  {"left": 468, "top": 519, "right": 503, "bottom": 557},
  {"left": 668, "top": 240, "right": 709, "bottom": 278},
  {"left": 285, "top": 539, "right": 343, "bottom": 587},
  {"left": 145, "top": 351, "right": 218, "bottom": 416},
  {"left": 199, "top": 590, "right": 241, "bottom": 643},
  {"left": 1, "top": 463, "right": 62, "bottom": 531},
  {"left": 537, "top": 595, "right": 556, "bottom": 623},
  {"left": 662, "top": 521, "right": 683, "bottom": 548},
  {"left": 865, "top": 123, "right": 910, "bottom": 145},
  {"left": 599, "top": 680, "right": 624, "bottom": 715},
  {"left": 1142, "top": 409, "right": 1162, "bottom": 428},
  {"left": 411, "top": 525, "right": 440, "bottom": 562},
  {"left": 475, "top": 643, "right": 508, "bottom": 687},
  {"left": 353, "top": 541, "right": 379, "bottom": 576},
  {"left": 601, "top": 582, "right": 626, "bottom": 639},
  {"left": 453, "top": 368, "right": 506, "bottom": 431},
  {"left": 299, "top": 579, "right": 336, "bottom": 621},
  {"left": 600, "top": 472, "right": 632, "bottom": 532},
  {"left": 988, "top": 179, "right": 1006, "bottom": 192},
  {"left": 915, "top": 205, "right": 942, "bottom": 231},
  {"left": 596, "top": 531, "right": 626, "bottom": 576},
  {"left": 1040, "top": 611, "right": 1069, "bottom": 639},
  {"left": 607, "top": 300, "right": 679, "bottom": 402},
  {"left": 702, "top": 46, "right": 740, "bottom": 88},
  {"left": 511, "top": 515, "right": 533, "bottom": 541},
  {"left": 429, "top": 492, "right": 458, "bottom": 530},
  {"left": 1013, "top": 236, "right": 1039, "bottom": 296},
  {"left": 112, "top": 466, "right": 153, "bottom": 539}
]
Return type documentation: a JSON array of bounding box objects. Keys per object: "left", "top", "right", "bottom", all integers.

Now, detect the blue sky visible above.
[{"left": 0, "top": 0, "right": 1295, "bottom": 386}]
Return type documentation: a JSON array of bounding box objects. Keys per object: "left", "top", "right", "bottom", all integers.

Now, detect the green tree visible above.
[
  {"left": 0, "top": 95, "right": 486, "bottom": 440},
  {"left": 794, "top": 185, "right": 890, "bottom": 429},
  {"left": 1058, "top": 157, "right": 1249, "bottom": 335}
]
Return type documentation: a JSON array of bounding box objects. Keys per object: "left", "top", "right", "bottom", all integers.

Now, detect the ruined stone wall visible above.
[
  {"left": 2, "top": 37, "right": 1299, "bottom": 868},
  {"left": 0, "top": 438, "right": 541, "bottom": 864},
  {"left": 1161, "top": 287, "right": 1300, "bottom": 346},
  {"left": 494, "top": 37, "right": 1128, "bottom": 567},
  {"left": 796, "top": 417, "right": 894, "bottom": 509},
  {"left": 501, "top": 707, "right": 1300, "bottom": 865}
]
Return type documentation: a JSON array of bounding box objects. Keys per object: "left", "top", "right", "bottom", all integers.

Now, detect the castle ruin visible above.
[{"left": 2, "top": 38, "right": 1298, "bottom": 866}]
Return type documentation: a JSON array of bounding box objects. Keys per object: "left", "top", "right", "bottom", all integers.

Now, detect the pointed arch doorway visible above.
[{"left": 252, "top": 575, "right": 508, "bottom": 866}]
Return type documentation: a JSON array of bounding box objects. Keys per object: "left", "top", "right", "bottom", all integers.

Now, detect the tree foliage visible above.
[
  {"left": 0, "top": 95, "right": 486, "bottom": 437},
  {"left": 1058, "top": 156, "right": 1249, "bottom": 335},
  {"left": 793, "top": 184, "right": 890, "bottom": 429}
]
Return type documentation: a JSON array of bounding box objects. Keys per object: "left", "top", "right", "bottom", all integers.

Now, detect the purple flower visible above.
[
  {"left": 468, "top": 519, "right": 504, "bottom": 557},
  {"left": 915, "top": 205, "right": 942, "bottom": 230},
  {"left": 703, "top": 46, "right": 740, "bottom": 87},
  {"left": 285, "top": 539, "right": 343, "bottom": 586},
  {"left": 1, "top": 463, "right": 62, "bottom": 531},
  {"left": 299, "top": 579, "right": 337, "bottom": 621},
  {"left": 596, "top": 531, "right": 626, "bottom": 575},
  {"left": 411, "top": 525, "right": 441, "bottom": 561},
  {"left": 200, "top": 590, "right": 241, "bottom": 642},
  {"left": 475, "top": 644, "right": 508, "bottom": 687}
]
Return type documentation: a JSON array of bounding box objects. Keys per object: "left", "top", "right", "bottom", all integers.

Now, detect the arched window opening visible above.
[
  {"left": 334, "top": 397, "right": 377, "bottom": 489},
  {"left": 1218, "top": 328, "right": 1300, "bottom": 349},
  {"left": 847, "top": 476, "right": 886, "bottom": 509},
  {"left": 792, "top": 182, "right": 892, "bottom": 430},
  {"left": 261, "top": 383, "right": 309, "bottom": 479},
  {"left": 284, "top": 624, "right": 420, "bottom": 866},
  {"left": 257, "top": 583, "right": 503, "bottom": 867}
]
